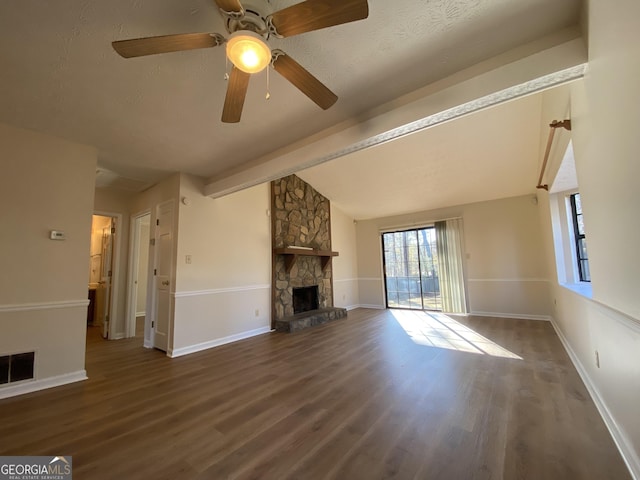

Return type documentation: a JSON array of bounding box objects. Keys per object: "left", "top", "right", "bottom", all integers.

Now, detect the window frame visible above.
[
  {"left": 381, "top": 226, "right": 442, "bottom": 311},
  {"left": 569, "top": 193, "right": 590, "bottom": 282}
]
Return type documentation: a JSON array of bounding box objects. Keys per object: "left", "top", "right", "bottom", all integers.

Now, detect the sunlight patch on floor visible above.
[{"left": 391, "top": 310, "right": 522, "bottom": 359}]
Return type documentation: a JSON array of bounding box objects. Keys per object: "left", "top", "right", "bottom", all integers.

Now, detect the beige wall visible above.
[
  {"left": 356, "top": 194, "right": 551, "bottom": 318},
  {"left": 130, "top": 174, "right": 181, "bottom": 217},
  {"left": 0, "top": 123, "right": 96, "bottom": 394},
  {"left": 354, "top": 219, "right": 386, "bottom": 308},
  {"left": 572, "top": 8, "right": 639, "bottom": 319},
  {"left": 170, "top": 175, "right": 271, "bottom": 355},
  {"left": 330, "top": 204, "right": 359, "bottom": 310},
  {"left": 464, "top": 195, "right": 551, "bottom": 318},
  {"left": 537, "top": 1, "right": 640, "bottom": 476}
]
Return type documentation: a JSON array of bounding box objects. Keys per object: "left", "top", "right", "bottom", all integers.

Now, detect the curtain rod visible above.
[
  {"left": 536, "top": 119, "right": 572, "bottom": 191},
  {"left": 378, "top": 216, "right": 463, "bottom": 234}
]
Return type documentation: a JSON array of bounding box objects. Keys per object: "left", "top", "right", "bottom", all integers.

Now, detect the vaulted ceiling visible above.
[
  {"left": 0, "top": 0, "right": 584, "bottom": 218},
  {"left": 299, "top": 92, "right": 545, "bottom": 219}
]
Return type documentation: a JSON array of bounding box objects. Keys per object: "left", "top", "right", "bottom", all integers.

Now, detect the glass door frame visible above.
[{"left": 381, "top": 227, "right": 441, "bottom": 311}]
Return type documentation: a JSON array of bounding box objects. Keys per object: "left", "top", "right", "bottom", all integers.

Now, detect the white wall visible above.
[
  {"left": 330, "top": 204, "right": 359, "bottom": 310},
  {"left": 537, "top": 1, "right": 640, "bottom": 476},
  {"left": 170, "top": 175, "right": 271, "bottom": 357},
  {"left": 356, "top": 195, "right": 551, "bottom": 318},
  {"left": 0, "top": 123, "right": 97, "bottom": 397}
]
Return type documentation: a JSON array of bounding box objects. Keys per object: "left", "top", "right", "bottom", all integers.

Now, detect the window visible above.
[
  {"left": 548, "top": 142, "right": 592, "bottom": 297},
  {"left": 569, "top": 193, "right": 590, "bottom": 282}
]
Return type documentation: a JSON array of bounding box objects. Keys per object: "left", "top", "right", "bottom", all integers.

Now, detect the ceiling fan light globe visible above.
[{"left": 226, "top": 31, "right": 271, "bottom": 74}]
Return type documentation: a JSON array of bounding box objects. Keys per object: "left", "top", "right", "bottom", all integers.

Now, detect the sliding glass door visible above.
[{"left": 382, "top": 227, "right": 441, "bottom": 311}]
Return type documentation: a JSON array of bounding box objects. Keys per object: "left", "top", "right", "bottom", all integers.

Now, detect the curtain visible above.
[{"left": 435, "top": 218, "right": 467, "bottom": 313}]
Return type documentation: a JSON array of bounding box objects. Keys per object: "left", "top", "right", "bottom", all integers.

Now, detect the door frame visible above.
[
  {"left": 93, "top": 211, "right": 122, "bottom": 340},
  {"left": 125, "top": 210, "right": 151, "bottom": 341},
  {"left": 149, "top": 199, "right": 175, "bottom": 353},
  {"left": 380, "top": 226, "right": 441, "bottom": 312}
]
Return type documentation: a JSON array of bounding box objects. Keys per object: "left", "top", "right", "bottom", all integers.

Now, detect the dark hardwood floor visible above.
[{"left": 0, "top": 309, "right": 630, "bottom": 479}]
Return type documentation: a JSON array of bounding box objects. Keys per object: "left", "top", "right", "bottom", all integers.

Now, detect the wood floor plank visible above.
[{"left": 0, "top": 309, "right": 631, "bottom": 479}]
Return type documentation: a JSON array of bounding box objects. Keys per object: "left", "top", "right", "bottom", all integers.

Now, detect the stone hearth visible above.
[{"left": 275, "top": 307, "right": 348, "bottom": 333}]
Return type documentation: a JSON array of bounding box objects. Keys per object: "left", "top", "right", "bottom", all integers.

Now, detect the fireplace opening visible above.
[{"left": 293, "top": 285, "right": 319, "bottom": 314}]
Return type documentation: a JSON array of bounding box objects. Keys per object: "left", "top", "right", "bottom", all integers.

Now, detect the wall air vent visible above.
[{"left": 0, "top": 352, "right": 35, "bottom": 385}]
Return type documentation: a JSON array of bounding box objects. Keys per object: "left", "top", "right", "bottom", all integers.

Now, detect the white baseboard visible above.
[
  {"left": 355, "top": 304, "right": 386, "bottom": 310},
  {"left": 469, "top": 311, "right": 551, "bottom": 321},
  {"left": 110, "top": 333, "right": 125, "bottom": 340},
  {"left": 0, "top": 370, "right": 87, "bottom": 400},
  {"left": 169, "top": 326, "right": 272, "bottom": 358},
  {"left": 550, "top": 318, "right": 640, "bottom": 480}
]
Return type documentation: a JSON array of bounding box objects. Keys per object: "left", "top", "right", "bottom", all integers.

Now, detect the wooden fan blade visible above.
[
  {"left": 112, "top": 33, "right": 224, "bottom": 58},
  {"left": 222, "top": 67, "right": 251, "bottom": 123},
  {"left": 270, "top": 0, "right": 368, "bottom": 37},
  {"left": 272, "top": 52, "right": 337, "bottom": 110},
  {"left": 213, "top": 0, "right": 243, "bottom": 14}
]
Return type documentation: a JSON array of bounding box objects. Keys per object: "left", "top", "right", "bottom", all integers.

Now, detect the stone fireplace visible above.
[{"left": 271, "top": 175, "right": 347, "bottom": 332}]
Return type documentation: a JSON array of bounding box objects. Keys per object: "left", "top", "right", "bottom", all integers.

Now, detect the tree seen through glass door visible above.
[{"left": 382, "top": 228, "right": 441, "bottom": 310}]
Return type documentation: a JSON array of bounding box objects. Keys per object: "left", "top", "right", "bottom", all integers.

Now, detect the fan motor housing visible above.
[{"left": 223, "top": 0, "right": 273, "bottom": 36}]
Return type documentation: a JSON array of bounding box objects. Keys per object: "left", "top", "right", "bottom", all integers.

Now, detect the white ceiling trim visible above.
[{"left": 293, "top": 64, "right": 586, "bottom": 174}]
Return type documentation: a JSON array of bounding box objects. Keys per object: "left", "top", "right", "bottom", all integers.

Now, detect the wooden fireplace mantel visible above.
[{"left": 273, "top": 247, "right": 339, "bottom": 273}]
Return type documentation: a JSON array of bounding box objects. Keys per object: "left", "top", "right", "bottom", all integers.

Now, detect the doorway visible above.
[
  {"left": 382, "top": 227, "right": 442, "bottom": 311},
  {"left": 126, "top": 201, "right": 174, "bottom": 352},
  {"left": 127, "top": 212, "right": 151, "bottom": 342},
  {"left": 88, "top": 214, "right": 117, "bottom": 338}
]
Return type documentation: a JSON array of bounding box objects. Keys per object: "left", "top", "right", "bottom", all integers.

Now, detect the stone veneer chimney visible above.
[{"left": 271, "top": 175, "right": 334, "bottom": 326}]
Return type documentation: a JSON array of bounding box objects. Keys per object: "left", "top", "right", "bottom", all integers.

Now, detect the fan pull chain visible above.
[
  {"left": 265, "top": 66, "right": 271, "bottom": 100},
  {"left": 224, "top": 57, "right": 229, "bottom": 81}
]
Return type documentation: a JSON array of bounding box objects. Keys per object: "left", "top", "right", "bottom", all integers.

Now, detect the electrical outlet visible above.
[
  {"left": 254, "top": 309, "right": 259, "bottom": 317},
  {"left": 185, "top": 255, "right": 192, "bottom": 264},
  {"left": 595, "top": 350, "right": 600, "bottom": 368}
]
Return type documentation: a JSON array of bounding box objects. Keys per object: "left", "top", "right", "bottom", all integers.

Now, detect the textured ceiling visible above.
[
  {"left": 0, "top": 0, "right": 581, "bottom": 218},
  {"left": 0, "top": 0, "right": 581, "bottom": 191},
  {"left": 298, "top": 91, "right": 547, "bottom": 219}
]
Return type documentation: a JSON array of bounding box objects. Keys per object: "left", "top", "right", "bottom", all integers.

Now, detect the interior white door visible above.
[{"left": 152, "top": 202, "right": 173, "bottom": 352}]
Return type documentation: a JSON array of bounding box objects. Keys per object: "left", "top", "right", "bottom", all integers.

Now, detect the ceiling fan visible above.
[{"left": 112, "top": 0, "right": 369, "bottom": 123}]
